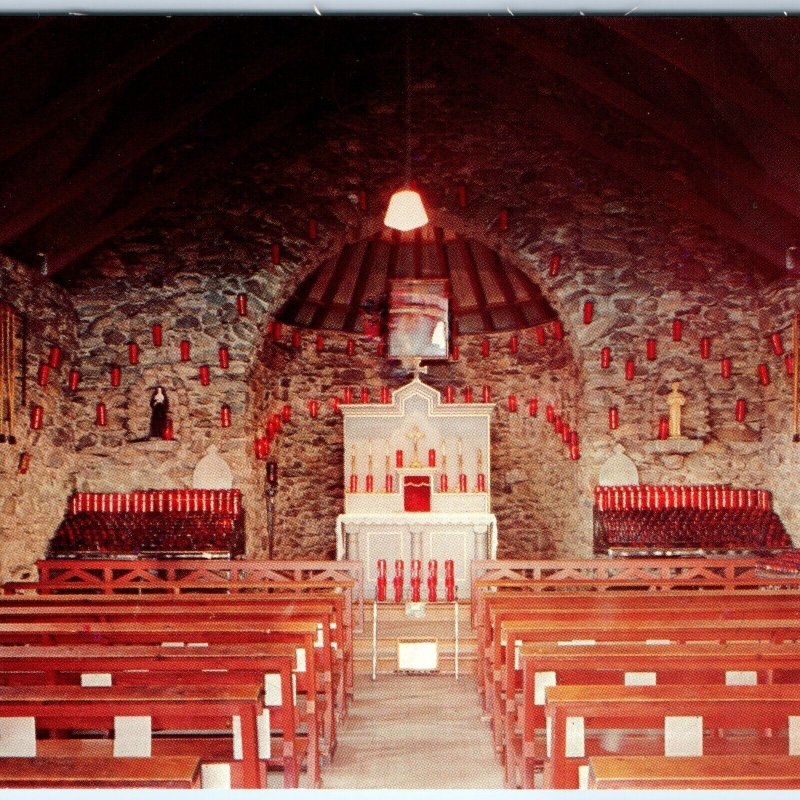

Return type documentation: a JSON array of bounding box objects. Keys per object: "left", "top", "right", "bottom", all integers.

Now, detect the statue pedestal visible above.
[{"left": 645, "top": 438, "right": 703, "bottom": 455}]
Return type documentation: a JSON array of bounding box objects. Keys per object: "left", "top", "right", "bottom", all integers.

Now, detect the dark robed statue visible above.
[{"left": 149, "top": 386, "right": 169, "bottom": 439}]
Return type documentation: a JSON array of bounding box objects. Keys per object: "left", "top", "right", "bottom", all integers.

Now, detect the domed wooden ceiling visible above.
[{"left": 276, "top": 225, "right": 557, "bottom": 336}]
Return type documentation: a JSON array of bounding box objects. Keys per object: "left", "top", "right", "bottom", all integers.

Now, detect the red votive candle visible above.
[
  {"left": 439, "top": 474, "right": 448, "bottom": 493},
  {"left": 482, "top": 385, "right": 491, "bottom": 403},
  {"left": 380, "top": 386, "right": 391, "bottom": 404},
  {"left": 396, "top": 450, "right": 404, "bottom": 468},
  {"left": 128, "top": 342, "right": 139, "bottom": 365},
  {"left": 508, "top": 394, "right": 518, "bottom": 412},
  {"left": 452, "top": 343, "right": 459, "bottom": 361},
  {"left": 220, "top": 404, "right": 231, "bottom": 428},
  {"left": 428, "top": 448, "right": 436, "bottom": 467},
  {"left": 721, "top": 357, "right": 732, "bottom": 378},
  {"left": 67, "top": 368, "right": 80, "bottom": 392},
  {"left": 281, "top": 404, "right": 291, "bottom": 423},
  {"left": 528, "top": 397, "right": 538, "bottom": 417},
  {"left": 17, "top": 452, "right": 30, "bottom": 474},
  {"left": 271, "top": 322, "right": 282, "bottom": 342},
  {"left": 342, "top": 387, "right": 353, "bottom": 404},
  {"left": 308, "top": 399, "right": 319, "bottom": 418},
  {"left": 385, "top": 474, "right": 394, "bottom": 493},
  {"left": 36, "top": 363, "right": 49, "bottom": 387},
  {"left": 646, "top": 338, "right": 657, "bottom": 360},
  {"left": 346, "top": 339, "right": 355, "bottom": 357},
  {"left": 570, "top": 443, "right": 580, "bottom": 461},
  {"left": 510, "top": 334, "right": 519, "bottom": 354},
  {"left": 700, "top": 337, "right": 711, "bottom": 359},
  {"left": 365, "top": 475, "right": 374, "bottom": 493},
  {"left": 179, "top": 340, "right": 190, "bottom": 361},
  {"left": 499, "top": 209, "right": 508, "bottom": 231},
  {"left": 316, "top": 334, "right": 324, "bottom": 353},
  {"left": 331, "top": 397, "right": 340, "bottom": 414},
  {"left": 218, "top": 346, "right": 230, "bottom": 369},
  {"left": 199, "top": 365, "right": 210, "bottom": 386},
  {"left": 545, "top": 404, "right": 555, "bottom": 423},
  {"left": 658, "top": 416, "right": 669, "bottom": 439},
  {"left": 554, "top": 415, "right": 563, "bottom": 433},
  {"left": 110, "top": 366, "right": 121, "bottom": 387},
  {"left": 625, "top": 358, "right": 635, "bottom": 380},
  {"left": 48, "top": 345, "right": 62, "bottom": 369},
  {"left": 393, "top": 560, "right": 404, "bottom": 602},
  {"left": 308, "top": 218, "right": 318, "bottom": 241},
  {"left": 376, "top": 575, "right": 386, "bottom": 602},
  {"left": 360, "top": 386, "right": 370, "bottom": 404},
  {"left": 771, "top": 332, "right": 784, "bottom": 355},
  {"left": 583, "top": 301, "right": 593, "bottom": 324},
  {"left": 561, "top": 422, "right": 571, "bottom": 444},
  {"left": 459, "top": 473, "right": 467, "bottom": 493},
  {"left": 236, "top": 293, "right": 247, "bottom": 316},
  {"left": 349, "top": 474, "right": 358, "bottom": 493},
  {"left": 786, "top": 355, "right": 795, "bottom": 376},
  {"left": 271, "top": 243, "right": 280, "bottom": 265},
  {"left": 672, "top": 319, "right": 683, "bottom": 342},
  {"left": 757, "top": 363, "right": 770, "bottom": 386},
  {"left": 735, "top": 398, "right": 747, "bottom": 422},
  {"left": 30, "top": 404, "right": 43, "bottom": 430},
  {"left": 464, "top": 386, "right": 473, "bottom": 403},
  {"left": 94, "top": 403, "right": 106, "bottom": 427},
  {"left": 600, "top": 347, "right": 611, "bottom": 369},
  {"left": 292, "top": 330, "right": 302, "bottom": 348},
  {"left": 481, "top": 339, "right": 490, "bottom": 358},
  {"left": 477, "top": 473, "right": 486, "bottom": 492},
  {"left": 444, "top": 385, "right": 454, "bottom": 404},
  {"left": 549, "top": 253, "right": 560, "bottom": 277},
  {"left": 152, "top": 323, "right": 163, "bottom": 346},
  {"left": 552, "top": 320, "right": 564, "bottom": 341},
  {"left": 536, "top": 326, "right": 546, "bottom": 346}
]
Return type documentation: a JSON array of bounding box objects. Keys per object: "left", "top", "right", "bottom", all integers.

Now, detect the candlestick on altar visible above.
[{"left": 405, "top": 424, "right": 425, "bottom": 468}]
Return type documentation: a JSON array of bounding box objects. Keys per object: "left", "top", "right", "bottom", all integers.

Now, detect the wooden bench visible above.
[
  {"left": 543, "top": 683, "right": 800, "bottom": 789},
  {"left": 514, "top": 640, "right": 800, "bottom": 788},
  {"left": 0, "top": 683, "right": 266, "bottom": 788},
  {"left": 0, "top": 755, "right": 203, "bottom": 788},
  {"left": 587, "top": 754, "right": 800, "bottom": 789},
  {"left": 0, "top": 642, "right": 312, "bottom": 788}
]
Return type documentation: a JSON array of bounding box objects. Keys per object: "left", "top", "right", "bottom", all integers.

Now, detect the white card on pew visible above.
[
  {"left": 315, "top": 624, "right": 324, "bottom": 648},
  {"left": 625, "top": 672, "right": 656, "bottom": 686},
  {"left": 295, "top": 647, "right": 306, "bottom": 672},
  {"left": 514, "top": 640, "right": 521, "bottom": 670},
  {"left": 160, "top": 641, "right": 184, "bottom": 647},
  {"left": 81, "top": 672, "right": 112, "bottom": 687},
  {"left": 534, "top": 671, "right": 557, "bottom": 705},
  {"left": 664, "top": 716, "right": 702, "bottom": 756},
  {"left": 201, "top": 763, "right": 231, "bottom": 789},
  {"left": 258, "top": 709, "right": 271, "bottom": 759},
  {"left": 545, "top": 716, "right": 552, "bottom": 758},
  {"left": 725, "top": 670, "right": 757, "bottom": 685},
  {"left": 187, "top": 642, "right": 209, "bottom": 647},
  {"left": 565, "top": 716, "right": 585, "bottom": 757},
  {"left": 578, "top": 764, "right": 590, "bottom": 790},
  {"left": 292, "top": 673, "right": 297, "bottom": 704},
  {"left": 114, "top": 715, "right": 151, "bottom": 757},
  {"left": 789, "top": 716, "right": 800, "bottom": 755},
  {"left": 557, "top": 640, "right": 596, "bottom": 646},
  {"left": 264, "top": 673, "right": 282, "bottom": 706},
  {"left": 0, "top": 717, "right": 35, "bottom": 756},
  {"left": 232, "top": 715, "right": 243, "bottom": 760},
  {"left": 646, "top": 639, "right": 671, "bottom": 645}
]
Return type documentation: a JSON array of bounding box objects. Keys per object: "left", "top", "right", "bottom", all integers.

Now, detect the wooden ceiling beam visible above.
[
  {"left": 486, "top": 247, "right": 529, "bottom": 329},
  {"left": 342, "top": 239, "right": 376, "bottom": 333},
  {"left": 520, "top": 93, "right": 785, "bottom": 272},
  {"left": 457, "top": 235, "right": 495, "bottom": 332},
  {"left": 490, "top": 19, "right": 800, "bottom": 224},
  {"left": 599, "top": 18, "right": 800, "bottom": 144},
  {"left": 0, "top": 34, "right": 321, "bottom": 246},
  {"left": 309, "top": 248, "right": 351, "bottom": 329},
  {"left": 0, "top": 19, "right": 208, "bottom": 164}
]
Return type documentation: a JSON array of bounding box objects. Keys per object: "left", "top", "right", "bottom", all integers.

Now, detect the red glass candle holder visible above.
[
  {"left": 218, "top": 346, "right": 230, "bottom": 369},
  {"left": 477, "top": 473, "right": 486, "bottom": 492},
  {"left": 646, "top": 338, "right": 657, "bottom": 360},
  {"left": 549, "top": 253, "right": 560, "bottom": 277},
  {"left": 720, "top": 357, "right": 732, "bottom": 378},
  {"left": 94, "top": 403, "right": 106, "bottom": 427},
  {"left": 199, "top": 365, "right": 210, "bottom": 386},
  {"left": 110, "top": 366, "right": 121, "bottom": 387},
  {"left": 36, "top": 363, "right": 49, "bottom": 387},
  {"left": 700, "top": 337, "right": 711, "bottom": 359},
  {"left": 600, "top": 347, "right": 611, "bottom": 369},
  {"left": 179, "top": 340, "right": 190, "bottom": 361},
  {"left": 757, "top": 363, "right": 770, "bottom": 386},
  {"left": 509, "top": 334, "right": 519, "bottom": 354},
  {"left": 360, "top": 386, "right": 370, "bottom": 404},
  {"left": 281, "top": 404, "right": 291, "bottom": 423},
  {"left": 570, "top": 443, "right": 580, "bottom": 461},
  {"left": 481, "top": 339, "right": 490, "bottom": 358},
  {"left": 458, "top": 473, "right": 467, "bottom": 493},
  {"left": 428, "top": 448, "right": 436, "bottom": 467},
  {"left": 463, "top": 386, "right": 473, "bottom": 403},
  {"left": 451, "top": 343, "right": 459, "bottom": 360},
  {"left": 552, "top": 320, "right": 564, "bottom": 341},
  {"left": 771, "top": 332, "right": 784, "bottom": 355},
  {"left": 499, "top": 209, "right": 508, "bottom": 231},
  {"left": 331, "top": 397, "right": 340, "bottom": 414},
  {"left": 308, "top": 399, "right": 319, "bottom": 418},
  {"left": 528, "top": 397, "right": 538, "bottom": 416},
  {"left": 535, "top": 327, "right": 546, "bottom": 346},
  {"left": 508, "top": 394, "right": 518, "bottom": 413},
  {"left": 735, "top": 398, "right": 747, "bottom": 422},
  {"left": 482, "top": 385, "right": 491, "bottom": 403},
  {"left": 292, "top": 330, "right": 302, "bottom": 348},
  {"left": 583, "top": 301, "right": 593, "bottom": 324},
  {"left": 625, "top": 358, "right": 635, "bottom": 380},
  {"left": 220, "top": 404, "right": 231, "bottom": 428},
  {"left": 235, "top": 293, "right": 247, "bottom": 316},
  {"left": 672, "top": 319, "right": 683, "bottom": 342},
  {"left": 658, "top": 416, "right": 669, "bottom": 440},
  {"left": 439, "top": 473, "right": 448, "bottom": 493},
  {"left": 152, "top": 323, "right": 163, "bottom": 347},
  {"left": 346, "top": 339, "right": 355, "bottom": 357},
  {"left": 381, "top": 385, "right": 391, "bottom": 404},
  {"left": 554, "top": 415, "right": 563, "bottom": 433},
  {"left": 162, "top": 418, "right": 174, "bottom": 441},
  {"left": 67, "top": 368, "right": 80, "bottom": 392},
  {"left": 48, "top": 345, "right": 62, "bottom": 369},
  {"left": 444, "top": 385, "right": 454, "bottom": 404},
  {"left": 786, "top": 355, "right": 795, "bottom": 376},
  {"left": 316, "top": 334, "right": 324, "bottom": 353},
  {"left": 385, "top": 474, "right": 394, "bottom": 493},
  {"left": 348, "top": 474, "right": 358, "bottom": 493},
  {"left": 545, "top": 404, "right": 555, "bottom": 423},
  {"left": 308, "top": 218, "right": 318, "bottom": 241},
  {"left": 365, "top": 475, "right": 374, "bottom": 493},
  {"left": 271, "top": 322, "right": 282, "bottom": 342},
  {"left": 271, "top": 243, "right": 280, "bottom": 265},
  {"left": 30, "top": 404, "right": 43, "bottom": 430},
  {"left": 17, "top": 452, "right": 30, "bottom": 475},
  {"left": 396, "top": 450, "right": 404, "bottom": 468}
]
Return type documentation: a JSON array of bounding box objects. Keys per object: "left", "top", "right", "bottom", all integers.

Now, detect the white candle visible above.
[{"left": 457, "top": 437, "right": 463, "bottom": 457}]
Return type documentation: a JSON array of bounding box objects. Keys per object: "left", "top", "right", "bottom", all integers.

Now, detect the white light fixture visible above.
[{"left": 384, "top": 188, "right": 428, "bottom": 232}]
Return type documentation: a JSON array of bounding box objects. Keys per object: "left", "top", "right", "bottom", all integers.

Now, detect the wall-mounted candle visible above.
[
  {"left": 346, "top": 339, "right": 355, "bottom": 357},
  {"left": 545, "top": 404, "right": 555, "bottom": 423},
  {"left": 220, "top": 404, "right": 231, "bottom": 428},
  {"left": 360, "top": 386, "right": 370, "bottom": 404},
  {"left": 381, "top": 386, "right": 391, "bottom": 403},
  {"left": 700, "top": 336, "right": 711, "bottom": 359},
  {"left": 67, "top": 368, "right": 80, "bottom": 392},
  {"left": 757, "top": 363, "right": 770, "bottom": 385},
  {"left": 672, "top": 319, "right": 683, "bottom": 342},
  {"left": 30, "top": 404, "right": 43, "bottom": 429},
  {"left": 218, "top": 346, "right": 230, "bottom": 369},
  {"left": 600, "top": 347, "right": 611, "bottom": 369},
  {"left": 508, "top": 394, "right": 518, "bottom": 412},
  {"left": 481, "top": 339, "right": 490, "bottom": 358},
  {"left": 236, "top": 294, "right": 248, "bottom": 316},
  {"left": 482, "top": 385, "right": 491, "bottom": 403},
  {"left": 180, "top": 340, "right": 190, "bottom": 361},
  {"left": 735, "top": 398, "right": 747, "bottom": 422},
  {"left": 528, "top": 397, "right": 538, "bottom": 417},
  {"left": 625, "top": 358, "right": 635, "bottom": 381},
  {"left": 786, "top": 355, "right": 795, "bottom": 376},
  {"left": 396, "top": 449, "right": 404, "bottom": 468},
  {"left": 292, "top": 330, "right": 302, "bottom": 348},
  {"left": 199, "top": 365, "right": 210, "bottom": 386},
  {"left": 583, "top": 301, "right": 594, "bottom": 324},
  {"left": 646, "top": 338, "right": 657, "bottom": 360},
  {"left": 316, "top": 334, "right": 324, "bottom": 353},
  {"left": 609, "top": 406, "right": 619, "bottom": 430},
  {"left": 308, "top": 399, "right": 319, "bottom": 418},
  {"left": 48, "top": 345, "right": 62, "bottom": 369},
  {"left": 428, "top": 448, "right": 436, "bottom": 467},
  {"left": 658, "top": 416, "right": 669, "bottom": 439},
  {"left": 110, "top": 366, "right": 121, "bottom": 387},
  {"left": 36, "top": 363, "right": 49, "bottom": 387},
  {"left": 128, "top": 342, "right": 140, "bottom": 365},
  {"left": 152, "top": 323, "right": 163, "bottom": 346},
  {"left": 549, "top": 253, "right": 560, "bottom": 277},
  {"left": 771, "top": 332, "right": 784, "bottom": 356},
  {"left": 94, "top": 403, "right": 106, "bottom": 427},
  {"left": 552, "top": 320, "right": 564, "bottom": 341},
  {"left": 509, "top": 334, "right": 519, "bottom": 354},
  {"left": 444, "top": 385, "right": 454, "bottom": 403},
  {"left": 463, "top": 386, "right": 473, "bottom": 403},
  {"left": 535, "top": 326, "right": 546, "bottom": 346},
  {"left": 721, "top": 357, "right": 731, "bottom": 379}
]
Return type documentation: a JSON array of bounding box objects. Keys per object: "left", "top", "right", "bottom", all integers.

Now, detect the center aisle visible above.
[{"left": 321, "top": 673, "right": 504, "bottom": 789}]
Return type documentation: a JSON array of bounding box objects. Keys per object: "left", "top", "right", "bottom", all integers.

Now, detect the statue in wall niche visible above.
[
  {"left": 149, "top": 386, "right": 169, "bottom": 439},
  {"left": 666, "top": 381, "right": 686, "bottom": 439}
]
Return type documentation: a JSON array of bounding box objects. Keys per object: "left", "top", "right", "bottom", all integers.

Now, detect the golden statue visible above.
[{"left": 666, "top": 381, "right": 686, "bottom": 439}]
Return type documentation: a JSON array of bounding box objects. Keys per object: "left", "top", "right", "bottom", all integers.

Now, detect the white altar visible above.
[{"left": 336, "top": 378, "right": 497, "bottom": 598}]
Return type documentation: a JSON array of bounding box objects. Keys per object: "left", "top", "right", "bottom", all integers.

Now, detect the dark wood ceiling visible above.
[{"left": 0, "top": 16, "right": 797, "bottom": 287}]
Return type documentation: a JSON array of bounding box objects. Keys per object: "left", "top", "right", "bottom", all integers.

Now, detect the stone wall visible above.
[{"left": 0, "top": 255, "right": 79, "bottom": 580}]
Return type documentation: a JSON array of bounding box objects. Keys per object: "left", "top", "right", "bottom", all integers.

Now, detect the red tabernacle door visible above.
[{"left": 404, "top": 476, "right": 431, "bottom": 512}]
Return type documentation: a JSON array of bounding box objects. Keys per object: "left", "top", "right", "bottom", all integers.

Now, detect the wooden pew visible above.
[
  {"left": 543, "top": 684, "right": 800, "bottom": 789},
  {"left": 0, "top": 643, "right": 312, "bottom": 788},
  {"left": 0, "top": 683, "right": 266, "bottom": 788},
  {"left": 0, "top": 618, "right": 336, "bottom": 759},
  {"left": 514, "top": 640, "right": 800, "bottom": 788},
  {"left": 587, "top": 754, "right": 800, "bottom": 789},
  {"left": 0, "top": 755, "right": 203, "bottom": 788}
]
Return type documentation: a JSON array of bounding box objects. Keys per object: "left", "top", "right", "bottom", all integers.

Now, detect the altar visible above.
[{"left": 336, "top": 378, "right": 497, "bottom": 599}]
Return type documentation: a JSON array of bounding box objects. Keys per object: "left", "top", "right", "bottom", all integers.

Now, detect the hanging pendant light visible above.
[
  {"left": 384, "top": 188, "right": 428, "bottom": 231},
  {"left": 384, "top": 23, "right": 428, "bottom": 233}
]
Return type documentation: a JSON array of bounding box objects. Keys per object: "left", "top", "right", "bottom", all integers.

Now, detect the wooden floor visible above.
[{"left": 322, "top": 673, "right": 503, "bottom": 790}]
